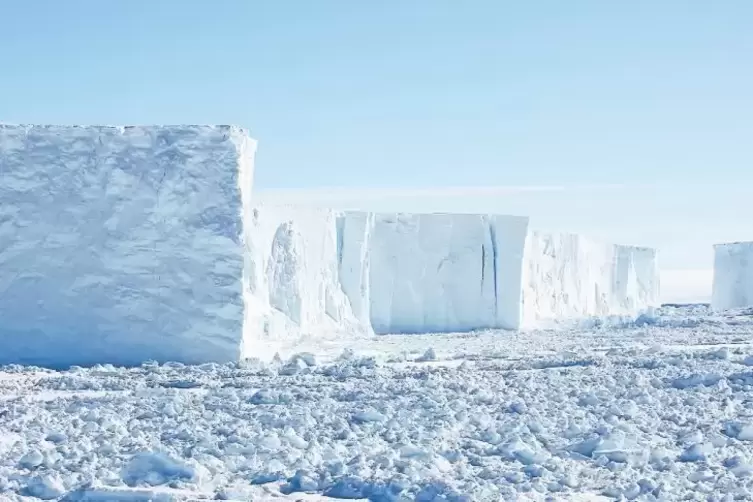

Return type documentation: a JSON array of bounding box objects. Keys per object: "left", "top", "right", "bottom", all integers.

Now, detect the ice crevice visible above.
[{"left": 488, "top": 217, "right": 499, "bottom": 321}]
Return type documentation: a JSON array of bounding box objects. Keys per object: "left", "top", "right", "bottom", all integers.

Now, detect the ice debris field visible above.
[
  {"left": 4, "top": 307, "right": 753, "bottom": 501},
  {"left": 2, "top": 125, "right": 753, "bottom": 500}
]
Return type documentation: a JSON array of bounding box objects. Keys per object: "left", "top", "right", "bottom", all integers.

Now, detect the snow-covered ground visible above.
[{"left": 3, "top": 306, "right": 753, "bottom": 501}]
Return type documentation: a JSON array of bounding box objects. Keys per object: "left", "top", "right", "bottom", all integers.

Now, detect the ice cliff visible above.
[
  {"left": 245, "top": 207, "right": 660, "bottom": 350},
  {"left": 0, "top": 125, "right": 256, "bottom": 367},
  {"left": 0, "top": 126, "right": 659, "bottom": 367},
  {"left": 521, "top": 232, "right": 660, "bottom": 326},
  {"left": 243, "top": 205, "right": 367, "bottom": 360},
  {"left": 712, "top": 242, "right": 753, "bottom": 310},
  {"left": 362, "top": 213, "right": 528, "bottom": 333}
]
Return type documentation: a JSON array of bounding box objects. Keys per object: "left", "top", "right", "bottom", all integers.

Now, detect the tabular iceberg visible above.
[
  {"left": 334, "top": 211, "right": 659, "bottom": 333},
  {"left": 245, "top": 206, "right": 659, "bottom": 343},
  {"left": 0, "top": 126, "right": 660, "bottom": 367},
  {"left": 712, "top": 242, "right": 753, "bottom": 310},
  {"left": 521, "top": 232, "right": 659, "bottom": 326},
  {"left": 243, "top": 205, "right": 367, "bottom": 360},
  {"left": 0, "top": 125, "right": 255, "bottom": 367},
  {"left": 363, "top": 213, "right": 529, "bottom": 332}
]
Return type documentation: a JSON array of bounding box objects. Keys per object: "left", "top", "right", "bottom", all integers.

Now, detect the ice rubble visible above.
[
  {"left": 712, "top": 242, "right": 753, "bottom": 310},
  {"left": 0, "top": 125, "right": 256, "bottom": 367},
  {"left": 1, "top": 306, "right": 752, "bottom": 501}
]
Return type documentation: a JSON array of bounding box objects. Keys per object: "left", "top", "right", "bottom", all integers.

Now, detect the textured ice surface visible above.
[
  {"left": 712, "top": 242, "right": 753, "bottom": 310},
  {"left": 0, "top": 125, "right": 256, "bottom": 367},
  {"left": 246, "top": 207, "right": 659, "bottom": 344},
  {"left": 336, "top": 211, "right": 374, "bottom": 326},
  {"left": 244, "top": 205, "right": 367, "bottom": 360},
  {"left": 0, "top": 128, "right": 658, "bottom": 368},
  {"left": 337, "top": 211, "right": 658, "bottom": 333},
  {"left": 363, "top": 212, "right": 531, "bottom": 333},
  {"left": 521, "top": 232, "right": 660, "bottom": 327}
]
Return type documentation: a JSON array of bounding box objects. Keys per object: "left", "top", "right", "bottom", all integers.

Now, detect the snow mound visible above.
[
  {"left": 122, "top": 452, "right": 198, "bottom": 487},
  {"left": 712, "top": 242, "right": 753, "bottom": 311}
]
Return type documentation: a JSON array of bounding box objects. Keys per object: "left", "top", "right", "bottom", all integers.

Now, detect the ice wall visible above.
[
  {"left": 0, "top": 125, "right": 256, "bottom": 367},
  {"left": 361, "top": 213, "right": 531, "bottom": 333},
  {"left": 367, "top": 213, "right": 495, "bottom": 333},
  {"left": 711, "top": 242, "right": 753, "bottom": 310},
  {"left": 336, "top": 212, "right": 374, "bottom": 326},
  {"left": 521, "top": 233, "right": 660, "bottom": 326},
  {"left": 339, "top": 213, "right": 659, "bottom": 333},
  {"left": 1, "top": 126, "right": 660, "bottom": 370},
  {"left": 244, "top": 205, "right": 367, "bottom": 359},
  {"left": 490, "top": 215, "right": 531, "bottom": 329}
]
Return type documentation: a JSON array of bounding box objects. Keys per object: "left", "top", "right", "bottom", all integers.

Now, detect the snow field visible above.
[{"left": 2, "top": 307, "right": 753, "bottom": 500}]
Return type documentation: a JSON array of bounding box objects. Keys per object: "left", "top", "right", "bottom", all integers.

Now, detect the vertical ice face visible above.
[
  {"left": 712, "top": 242, "right": 753, "bottom": 310},
  {"left": 334, "top": 211, "right": 658, "bottom": 334},
  {"left": 0, "top": 129, "right": 660, "bottom": 370},
  {"left": 0, "top": 125, "right": 256, "bottom": 367},
  {"left": 520, "top": 232, "right": 660, "bottom": 327},
  {"left": 337, "top": 212, "right": 374, "bottom": 325},
  {"left": 266, "top": 221, "right": 305, "bottom": 324},
  {"left": 359, "top": 212, "right": 531, "bottom": 333},
  {"left": 242, "top": 205, "right": 366, "bottom": 360},
  {"left": 489, "top": 215, "right": 530, "bottom": 329},
  {"left": 367, "top": 214, "right": 479, "bottom": 333}
]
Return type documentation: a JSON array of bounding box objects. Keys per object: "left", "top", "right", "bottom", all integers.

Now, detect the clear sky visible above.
[{"left": 2, "top": 0, "right": 752, "bottom": 300}]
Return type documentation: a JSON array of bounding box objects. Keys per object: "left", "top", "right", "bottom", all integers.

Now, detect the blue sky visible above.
[{"left": 2, "top": 0, "right": 752, "bottom": 298}]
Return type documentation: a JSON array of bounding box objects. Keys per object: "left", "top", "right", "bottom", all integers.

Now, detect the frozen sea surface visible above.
[{"left": 2, "top": 306, "right": 753, "bottom": 500}]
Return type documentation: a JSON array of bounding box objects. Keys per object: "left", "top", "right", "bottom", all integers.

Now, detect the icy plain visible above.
[{"left": 3, "top": 306, "right": 753, "bottom": 501}]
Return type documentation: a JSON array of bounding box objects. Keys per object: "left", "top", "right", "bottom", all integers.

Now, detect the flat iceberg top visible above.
[
  {"left": 0, "top": 124, "right": 251, "bottom": 133},
  {"left": 715, "top": 241, "right": 753, "bottom": 249}
]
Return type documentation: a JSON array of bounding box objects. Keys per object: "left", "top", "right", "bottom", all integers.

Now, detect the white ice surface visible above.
[
  {"left": 0, "top": 125, "right": 256, "bottom": 368},
  {"left": 366, "top": 213, "right": 508, "bottom": 333},
  {"left": 489, "top": 214, "right": 531, "bottom": 330},
  {"left": 250, "top": 207, "right": 658, "bottom": 345},
  {"left": 336, "top": 212, "right": 374, "bottom": 326},
  {"left": 2, "top": 306, "right": 753, "bottom": 500},
  {"left": 521, "top": 233, "right": 660, "bottom": 327},
  {"left": 712, "top": 242, "right": 753, "bottom": 311},
  {"left": 345, "top": 211, "right": 657, "bottom": 333},
  {"left": 244, "top": 205, "right": 369, "bottom": 360}
]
